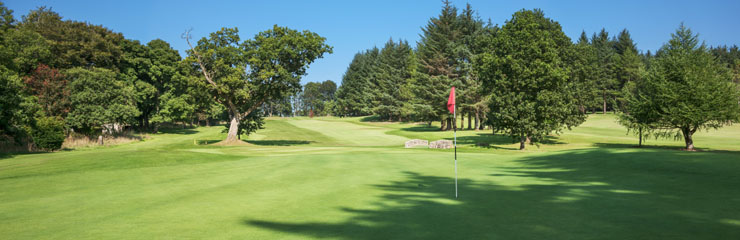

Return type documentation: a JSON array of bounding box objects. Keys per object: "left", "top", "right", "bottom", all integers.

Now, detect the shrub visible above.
[{"left": 32, "top": 116, "right": 65, "bottom": 151}]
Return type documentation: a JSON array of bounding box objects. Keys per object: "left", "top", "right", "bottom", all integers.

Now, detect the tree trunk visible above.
[
  {"left": 206, "top": 118, "right": 210, "bottom": 127},
  {"left": 446, "top": 118, "right": 453, "bottom": 131},
  {"left": 440, "top": 119, "right": 446, "bottom": 131},
  {"left": 225, "top": 115, "right": 240, "bottom": 143},
  {"left": 682, "top": 127, "right": 695, "bottom": 151},
  {"left": 474, "top": 110, "right": 480, "bottom": 131},
  {"left": 460, "top": 113, "right": 464, "bottom": 130},
  {"left": 638, "top": 127, "right": 643, "bottom": 147},
  {"left": 603, "top": 92, "right": 607, "bottom": 114},
  {"left": 467, "top": 112, "right": 472, "bottom": 130},
  {"left": 519, "top": 135, "right": 526, "bottom": 150}
]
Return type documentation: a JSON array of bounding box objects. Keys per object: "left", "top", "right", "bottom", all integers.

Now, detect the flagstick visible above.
[{"left": 454, "top": 107, "right": 458, "bottom": 199}]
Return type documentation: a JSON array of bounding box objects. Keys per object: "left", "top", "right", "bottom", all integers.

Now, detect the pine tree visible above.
[
  {"left": 591, "top": 29, "right": 619, "bottom": 113},
  {"left": 630, "top": 24, "right": 740, "bottom": 150},
  {"left": 570, "top": 31, "right": 600, "bottom": 114}
]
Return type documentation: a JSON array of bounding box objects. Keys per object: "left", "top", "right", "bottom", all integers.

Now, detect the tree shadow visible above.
[
  {"left": 401, "top": 125, "right": 439, "bottom": 132},
  {"left": 244, "top": 140, "right": 313, "bottom": 146},
  {"left": 244, "top": 149, "right": 740, "bottom": 239},
  {"left": 0, "top": 150, "right": 51, "bottom": 160},
  {"left": 444, "top": 133, "right": 565, "bottom": 147},
  {"left": 196, "top": 139, "right": 222, "bottom": 145},
  {"left": 359, "top": 116, "right": 383, "bottom": 122},
  {"left": 157, "top": 127, "right": 198, "bottom": 135},
  {"left": 594, "top": 142, "right": 740, "bottom": 154}
]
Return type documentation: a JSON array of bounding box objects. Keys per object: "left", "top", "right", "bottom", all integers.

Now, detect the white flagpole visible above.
[{"left": 454, "top": 106, "right": 458, "bottom": 198}]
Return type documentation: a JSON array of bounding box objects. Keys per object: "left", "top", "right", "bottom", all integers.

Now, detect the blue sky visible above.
[{"left": 5, "top": 0, "right": 740, "bottom": 84}]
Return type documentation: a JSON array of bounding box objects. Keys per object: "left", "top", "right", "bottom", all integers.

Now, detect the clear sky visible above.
[{"left": 5, "top": 0, "right": 740, "bottom": 85}]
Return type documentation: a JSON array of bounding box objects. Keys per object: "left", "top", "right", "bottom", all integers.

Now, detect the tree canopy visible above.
[
  {"left": 476, "top": 9, "right": 585, "bottom": 150},
  {"left": 185, "top": 25, "right": 332, "bottom": 143}
]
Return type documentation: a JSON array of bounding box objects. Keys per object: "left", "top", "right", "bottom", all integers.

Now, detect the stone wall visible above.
[
  {"left": 429, "top": 140, "right": 453, "bottom": 149},
  {"left": 405, "top": 139, "right": 429, "bottom": 148}
]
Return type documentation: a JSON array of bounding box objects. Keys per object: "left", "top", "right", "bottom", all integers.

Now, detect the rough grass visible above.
[{"left": 0, "top": 114, "right": 739, "bottom": 239}]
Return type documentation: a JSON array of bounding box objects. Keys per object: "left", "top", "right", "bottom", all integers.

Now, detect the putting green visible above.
[{"left": 1, "top": 115, "right": 739, "bottom": 239}]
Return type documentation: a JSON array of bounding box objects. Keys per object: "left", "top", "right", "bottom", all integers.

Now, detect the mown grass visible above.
[{"left": 0, "top": 114, "right": 738, "bottom": 239}]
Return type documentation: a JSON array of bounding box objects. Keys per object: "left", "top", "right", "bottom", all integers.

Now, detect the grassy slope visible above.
[{"left": 0, "top": 115, "right": 739, "bottom": 239}]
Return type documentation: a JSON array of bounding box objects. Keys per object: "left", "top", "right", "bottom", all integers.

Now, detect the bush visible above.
[{"left": 32, "top": 117, "right": 65, "bottom": 151}]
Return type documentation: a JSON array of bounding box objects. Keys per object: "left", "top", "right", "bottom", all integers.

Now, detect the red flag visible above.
[{"left": 447, "top": 86, "right": 455, "bottom": 114}]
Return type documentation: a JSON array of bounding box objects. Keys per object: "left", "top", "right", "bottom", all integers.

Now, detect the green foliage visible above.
[
  {"left": 569, "top": 31, "right": 600, "bottom": 113},
  {"left": 591, "top": 29, "right": 620, "bottom": 113},
  {"left": 65, "top": 67, "right": 140, "bottom": 132},
  {"left": 120, "top": 38, "right": 184, "bottom": 129},
  {"left": 414, "top": 0, "right": 460, "bottom": 126},
  {"left": 476, "top": 9, "right": 585, "bottom": 149},
  {"left": 224, "top": 110, "right": 265, "bottom": 137},
  {"left": 625, "top": 24, "right": 740, "bottom": 150},
  {"left": 187, "top": 25, "right": 332, "bottom": 140},
  {"left": 336, "top": 49, "right": 379, "bottom": 116},
  {"left": 152, "top": 92, "right": 195, "bottom": 126},
  {"left": 371, "top": 39, "right": 415, "bottom": 121},
  {"left": 20, "top": 7, "right": 124, "bottom": 70},
  {"left": 0, "top": 67, "right": 21, "bottom": 135},
  {"left": 23, "top": 64, "right": 69, "bottom": 117},
  {"left": 31, "top": 116, "right": 65, "bottom": 151},
  {"left": 301, "top": 80, "right": 337, "bottom": 116}
]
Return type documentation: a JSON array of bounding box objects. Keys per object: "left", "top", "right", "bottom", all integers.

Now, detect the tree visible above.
[
  {"left": 120, "top": 38, "right": 183, "bottom": 130},
  {"left": 614, "top": 29, "right": 644, "bottom": 110},
  {"left": 415, "top": 0, "right": 461, "bottom": 129},
  {"left": 591, "top": 29, "right": 619, "bottom": 113},
  {"left": 302, "top": 81, "right": 323, "bottom": 115},
  {"left": 569, "top": 31, "right": 600, "bottom": 114},
  {"left": 0, "top": 67, "right": 21, "bottom": 136},
  {"left": 31, "top": 116, "right": 65, "bottom": 151},
  {"left": 20, "top": 7, "right": 124, "bottom": 70},
  {"left": 619, "top": 77, "right": 658, "bottom": 147},
  {"left": 463, "top": 13, "right": 496, "bottom": 130},
  {"left": 65, "top": 67, "right": 140, "bottom": 133},
  {"left": 301, "top": 80, "right": 337, "bottom": 116},
  {"left": 184, "top": 25, "right": 331, "bottom": 143},
  {"left": 0, "top": 3, "right": 50, "bottom": 142},
  {"left": 631, "top": 24, "right": 740, "bottom": 150},
  {"left": 372, "top": 38, "right": 415, "bottom": 121},
  {"left": 336, "top": 49, "right": 379, "bottom": 116},
  {"left": 24, "top": 64, "right": 69, "bottom": 117},
  {"left": 476, "top": 9, "right": 585, "bottom": 150}
]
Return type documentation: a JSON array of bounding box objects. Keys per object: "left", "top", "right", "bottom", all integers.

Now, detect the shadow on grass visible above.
[
  {"left": 594, "top": 142, "right": 740, "bottom": 154},
  {"left": 401, "top": 125, "right": 439, "bottom": 132},
  {"left": 359, "top": 116, "right": 383, "bottom": 122},
  {"left": 196, "top": 139, "right": 222, "bottom": 145},
  {"left": 244, "top": 149, "right": 740, "bottom": 239},
  {"left": 157, "top": 127, "right": 198, "bottom": 135},
  {"left": 444, "top": 133, "right": 565, "bottom": 148},
  {"left": 245, "top": 140, "right": 313, "bottom": 146}
]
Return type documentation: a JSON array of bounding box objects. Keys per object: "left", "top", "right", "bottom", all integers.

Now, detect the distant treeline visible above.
[
  {"left": 1, "top": 1, "right": 738, "bottom": 151},
  {"left": 331, "top": 1, "right": 740, "bottom": 150},
  {"left": 0, "top": 2, "right": 333, "bottom": 150}
]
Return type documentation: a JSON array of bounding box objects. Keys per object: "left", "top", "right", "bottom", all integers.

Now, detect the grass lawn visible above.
[{"left": 1, "top": 114, "right": 739, "bottom": 239}]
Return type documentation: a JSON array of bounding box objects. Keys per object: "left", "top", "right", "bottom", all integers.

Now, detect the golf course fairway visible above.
[{"left": 1, "top": 114, "right": 739, "bottom": 239}]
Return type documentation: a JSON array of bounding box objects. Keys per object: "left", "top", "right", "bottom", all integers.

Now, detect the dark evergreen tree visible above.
[
  {"left": 628, "top": 24, "right": 740, "bottom": 150},
  {"left": 591, "top": 29, "right": 620, "bottom": 113}
]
